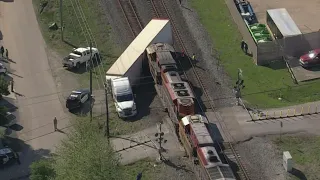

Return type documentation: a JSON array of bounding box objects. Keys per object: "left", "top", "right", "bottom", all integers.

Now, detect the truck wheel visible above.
[{"left": 76, "top": 62, "right": 80, "bottom": 69}]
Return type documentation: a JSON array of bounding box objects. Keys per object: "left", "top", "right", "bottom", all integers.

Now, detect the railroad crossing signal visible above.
[
  {"left": 234, "top": 68, "right": 245, "bottom": 105},
  {"left": 155, "top": 123, "right": 167, "bottom": 161}
]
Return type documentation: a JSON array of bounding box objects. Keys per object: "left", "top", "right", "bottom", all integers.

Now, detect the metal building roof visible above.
[
  {"left": 106, "top": 19, "right": 172, "bottom": 77},
  {"left": 267, "top": 8, "right": 301, "bottom": 37}
]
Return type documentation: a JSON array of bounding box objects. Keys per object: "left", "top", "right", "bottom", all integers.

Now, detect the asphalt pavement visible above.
[{"left": 0, "top": 1, "right": 69, "bottom": 179}]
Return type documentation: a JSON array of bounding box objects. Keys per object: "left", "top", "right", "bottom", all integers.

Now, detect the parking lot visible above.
[{"left": 250, "top": 0, "right": 320, "bottom": 33}]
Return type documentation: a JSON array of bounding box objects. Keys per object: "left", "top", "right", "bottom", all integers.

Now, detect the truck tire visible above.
[{"left": 76, "top": 62, "right": 80, "bottom": 69}]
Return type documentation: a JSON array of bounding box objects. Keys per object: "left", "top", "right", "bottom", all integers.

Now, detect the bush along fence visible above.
[{"left": 250, "top": 104, "right": 320, "bottom": 121}]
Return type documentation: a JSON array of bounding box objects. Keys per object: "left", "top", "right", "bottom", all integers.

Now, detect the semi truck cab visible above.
[{"left": 110, "top": 77, "right": 137, "bottom": 118}]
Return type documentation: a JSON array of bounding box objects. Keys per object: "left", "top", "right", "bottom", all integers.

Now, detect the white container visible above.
[{"left": 283, "top": 151, "right": 293, "bottom": 172}]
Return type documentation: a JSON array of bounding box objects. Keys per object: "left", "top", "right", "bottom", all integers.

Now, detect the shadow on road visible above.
[
  {"left": 290, "top": 168, "right": 307, "bottom": 180},
  {"left": 0, "top": 0, "right": 14, "bottom": 2},
  {"left": 63, "top": 40, "right": 78, "bottom": 49},
  {"left": 128, "top": 76, "right": 157, "bottom": 122},
  {"left": 8, "top": 72, "right": 22, "bottom": 78},
  {"left": 69, "top": 97, "right": 95, "bottom": 116},
  {"left": 9, "top": 124, "right": 23, "bottom": 132},
  {"left": 0, "top": 97, "right": 18, "bottom": 112},
  {"left": 162, "top": 158, "right": 193, "bottom": 173},
  {"left": 0, "top": 136, "right": 51, "bottom": 179}
]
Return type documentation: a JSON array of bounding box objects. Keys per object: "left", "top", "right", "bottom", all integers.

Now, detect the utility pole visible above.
[
  {"left": 279, "top": 121, "right": 283, "bottom": 142},
  {"left": 104, "top": 82, "right": 110, "bottom": 141},
  {"left": 59, "top": 0, "right": 64, "bottom": 41},
  {"left": 89, "top": 42, "right": 93, "bottom": 122},
  {"left": 155, "top": 122, "right": 167, "bottom": 161}
]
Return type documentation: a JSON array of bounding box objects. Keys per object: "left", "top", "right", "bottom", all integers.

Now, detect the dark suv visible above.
[{"left": 66, "top": 89, "right": 90, "bottom": 110}]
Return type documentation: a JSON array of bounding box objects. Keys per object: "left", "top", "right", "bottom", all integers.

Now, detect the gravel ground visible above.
[
  {"left": 163, "top": 0, "right": 235, "bottom": 108},
  {"left": 133, "top": 0, "right": 153, "bottom": 26},
  {"left": 99, "top": 0, "right": 133, "bottom": 53},
  {"left": 235, "top": 137, "right": 287, "bottom": 180},
  {"left": 149, "top": 157, "right": 197, "bottom": 180}
]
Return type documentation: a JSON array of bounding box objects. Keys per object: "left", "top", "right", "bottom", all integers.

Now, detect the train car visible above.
[
  {"left": 164, "top": 81, "right": 195, "bottom": 117},
  {"left": 179, "top": 115, "right": 236, "bottom": 180},
  {"left": 146, "top": 43, "right": 195, "bottom": 117},
  {"left": 146, "top": 43, "right": 176, "bottom": 85}
]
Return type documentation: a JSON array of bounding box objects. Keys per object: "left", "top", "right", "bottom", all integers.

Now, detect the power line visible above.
[
  {"left": 74, "top": 0, "right": 105, "bottom": 85},
  {"left": 72, "top": 0, "right": 105, "bottom": 89},
  {"left": 69, "top": 0, "right": 101, "bottom": 89}
]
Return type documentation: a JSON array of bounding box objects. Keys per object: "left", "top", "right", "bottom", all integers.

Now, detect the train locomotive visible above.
[
  {"left": 146, "top": 42, "right": 236, "bottom": 180},
  {"left": 180, "top": 115, "right": 236, "bottom": 179},
  {"left": 146, "top": 43, "right": 195, "bottom": 118}
]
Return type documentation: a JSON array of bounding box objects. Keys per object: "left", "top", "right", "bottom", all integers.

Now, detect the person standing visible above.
[
  {"left": 179, "top": 0, "right": 182, "bottom": 6},
  {"left": 136, "top": 172, "right": 142, "bottom": 180},
  {"left": 0, "top": 46, "right": 4, "bottom": 57},
  {"left": 5, "top": 49, "right": 8, "bottom": 59},
  {"left": 241, "top": 40, "right": 245, "bottom": 52},
  {"left": 244, "top": 42, "right": 248, "bottom": 55},
  {"left": 191, "top": 53, "right": 196, "bottom": 63},
  {"left": 53, "top": 117, "right": 58, "bottom": 131}
]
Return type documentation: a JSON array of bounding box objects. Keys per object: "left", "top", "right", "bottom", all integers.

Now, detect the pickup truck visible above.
[{"left": 63, "top": 47, "right": 99, "bottom": 69}]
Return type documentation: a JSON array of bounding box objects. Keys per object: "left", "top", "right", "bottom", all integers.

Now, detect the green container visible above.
[{"left": 248, "top": 23, "right": 272, "bottom": 43}]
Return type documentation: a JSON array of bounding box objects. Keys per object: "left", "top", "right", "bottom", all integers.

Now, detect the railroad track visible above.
[
  {"left": 149, "top": 0, "right": 251, "bottom": 179},
  {"left": 116, "top": 0, "right": 250, "bottom": 179},
  {"left": 117, "top": 0, "right": 143, "bottom": 37}
]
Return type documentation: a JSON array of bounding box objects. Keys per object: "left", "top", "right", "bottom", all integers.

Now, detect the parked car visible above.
[
  {"left": 66, "top": 89, "right": 90, "bottom": 110},
  {"left": 0, "top": 147, "right": 19, "bottom": 166},
  {"left": 299, "top": 48, "right": 320, "bottom": 68},
  {"left": 0, "top": 63, "right": 7, "bottom": 75},
  {"left": 0, "top": 112, "right": 16, "bottom": 127},
  {"left": 63, "top": 47, "right": 99, "bottom": 69}
]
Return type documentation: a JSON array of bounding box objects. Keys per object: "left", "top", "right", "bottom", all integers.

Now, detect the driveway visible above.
[{"left": 0, "top": 0, "right": 70, "bottom": 179}]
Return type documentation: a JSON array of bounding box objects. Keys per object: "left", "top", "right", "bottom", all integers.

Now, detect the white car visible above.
[
  {"left": 63, "top": 47, "right": 99, "bottom": 69},
  {"left": 0, "top": 63, "right": 7, "bottom": 75}
]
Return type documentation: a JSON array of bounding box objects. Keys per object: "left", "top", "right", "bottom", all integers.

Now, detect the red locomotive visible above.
[
  {"left": 180, "top": 115, "right": 236, "bottom": 180},
  {"left": 146, "top": 42, "right": 235, "bottom": 179},
  {"left": 146, "top": 43, "right": 195, "bottom": 117}
]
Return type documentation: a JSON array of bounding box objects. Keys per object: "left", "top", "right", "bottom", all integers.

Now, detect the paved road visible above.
[
  {"left": 210, "top": 106, "right": 320, "bottom": 142},
  {"left": 0, "top": 1, "right": 69, "bottom": 179},
  {"left": 112, "top": 121, "right": 185, "bottom": 165}
]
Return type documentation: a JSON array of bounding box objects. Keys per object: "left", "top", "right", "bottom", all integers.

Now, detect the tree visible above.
[
  {"left": 30, "top": 118, "right": 123, "bottom": 180},
  {"left": 0, "top": 106, "right": 8, "bottom": 144},
  {"left": 0, "top": 76, "right": 9, "bottom": 98},
  {"left": 30, "top": 158, "right": 55, "bottom": 180}
]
